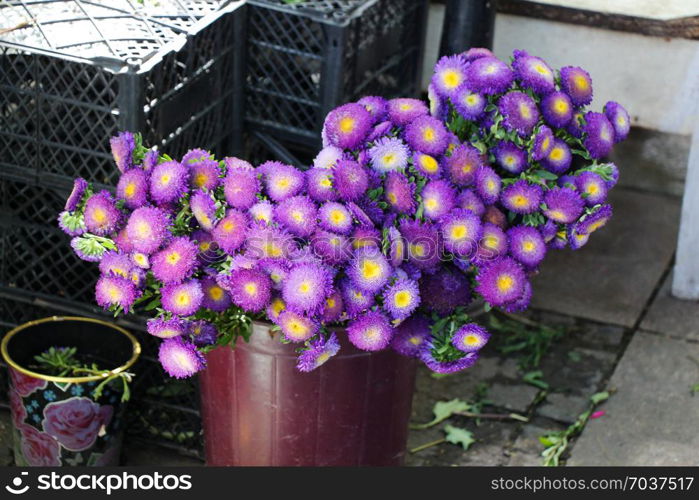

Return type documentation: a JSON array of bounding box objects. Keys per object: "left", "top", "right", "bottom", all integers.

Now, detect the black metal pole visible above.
[{"left": 439, "top": 0, "right": 496, "bottom": 56}]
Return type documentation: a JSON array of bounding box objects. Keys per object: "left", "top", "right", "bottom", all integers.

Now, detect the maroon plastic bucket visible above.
[{"left": 199, "top": 322, "right": 417, "bottom": 466}]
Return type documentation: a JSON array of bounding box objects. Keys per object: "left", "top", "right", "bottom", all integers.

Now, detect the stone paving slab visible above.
[
  {"left": 531, "top": 188, "right": 680, "bottom": 327},
  {"left": 568, "top": 331, "right": 699, "bottom": 466},
  {"left": 610, "top": 128, "right": 690, "bottom": 198},
  {"left": 641, "top": 272, "right": 699, "bottom": 342}
]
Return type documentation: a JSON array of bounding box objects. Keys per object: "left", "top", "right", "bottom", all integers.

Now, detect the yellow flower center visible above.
[
  {"left": 408, "top": 336, "right": 422, "bottom": 346},
  {"left": 410, "top": 243, "right": 425, "bottom": 257},
  {"left": 534, "top": 64, "right": 549, "bottom": 76},
  {"left": 387, "top": 192, "right": 398, "bottom": 205},
  {"left": 166, "top": 251, "right": 181, "bottom": 265},
  {"left": 548, "top": 210, "right": 566, "bottom": 222},
  {"left": 554, "top": 98, "right": 569, "bottom": 114},
  {"left": 244, "top": 282, "right": 258, "bottom": 296},
  {"left": 320, "top": 178, "right": 332, "bottom": 188},
  {"left": 124, "top": 182, "right": 136, "bottom": 198},
  {"left": 422, "top": 127, "right": 436, "bottom": 142},
  {"left": 135, "top": 221, "right": 151, "bottom": 238},
  {"left": 542, "top": 137, "right": 550, "bottom": 150},
  {"left": 394, "top": 290, "right": 411, "bottom": 308},
  {"left": 424, "top": 198, "right": 438, "bottom": 210},
  {"left": 587, "top": 184, "right": 599, "bottom": 195},
  {"left": 496, "top": 274, "right": 514, "bottom": 293},
  {"left": 316, "top": 353, "right": 331, "bottom": 365},
  {"left": 549, "top": 147, "right": 564, "bottom": 161},
  {"left": 194, "top": 173, "right": 209, "bottom": 188},
  {"left": 511, "top": 195, "right": 528, "bottom": 208},
  {"left": 208, "top": 286, "right": 224, "bottom": 301},
  {"left": 160, "top": 174, "right": 171, "bottom": 185},
  {"left": 271, "top": 298, "right": 286, "bottom": 316},
  {"left": 399, "top": 103, "right": 412, "bottom": 111},
  {"left": 574, "top": 74, "right": 589, "bottom": 90},
  {"left": 298, "top": 281, "right": 311, "bottom": 294},
  {"left": 419, "top": 155, "right": 438, "bottom": 173},
  {"left": 465, "top": 94, "right": 477, "bottom": 105},
  {"left": 93, "top": 208, "right": 106, "bottom": 224},
  {"left": 222, "top": 220, "right": 236, "bottom": 232},
  {"left": 291, "top": 210, "right": 304, "bottom": 223},
  {"left": 339, "top": 116, "right": 355, "bottom": 133},
  {"left": 176, "top": 292, "right": 191, "bottom": 306},
  {"left": 107, "top": 285, "right": 122, "bottom": 301},
  {"left": 326, "top": 297, "right": 336, "bottom": 309},
  {"left": 330, "top": 209, "right": 346, "bottom": 224},
  {"left": 522, "top": 240, "right": 536, "bottom": 252},
  {"left": 451, "top": 224, "right": 468, "bottom": 240},
  {"left": 276, "top": 177, "right": 290, "bottom": 189},
  {"left": 361, "top": 259, "right": 381, "bottom": 280},
  {"left": 519, "top": 102, "right": 532, "bottom": 119},
  {"left": 464, "top": 335, "right": 480, "bottom": 346},
  {"left": 364, "top": 327, "right": 380, "bottom": 340},
  {"left": 441, "top": 69, "right": 462, "bottom": 89},
  {"left": 199, "top": 241, "right": 211, "bottom": 252}
]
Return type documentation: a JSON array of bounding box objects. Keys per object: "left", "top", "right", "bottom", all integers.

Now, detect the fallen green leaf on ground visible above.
[{"left": 444, "top": 425, "right": 475, "bottom": 450}]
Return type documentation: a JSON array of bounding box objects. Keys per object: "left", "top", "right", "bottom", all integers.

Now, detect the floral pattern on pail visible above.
[{"left": 9, "top": 368, "right": 125, "bottom": 466}]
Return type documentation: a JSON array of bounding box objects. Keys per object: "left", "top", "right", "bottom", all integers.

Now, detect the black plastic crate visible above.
[
  {"left": 0, "top": 0, "right": 244, "bottom": 189},
  {"left": 244, "top": 0, "right": 429, "bottom": 148}
]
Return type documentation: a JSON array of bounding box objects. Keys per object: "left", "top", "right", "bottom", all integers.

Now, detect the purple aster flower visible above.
[
  {"left": 386, "top": 98, "right": 429, "bottom": 126},
  {"left": 390, "top": 315, "right": 431, "bottom": 358},
  {"left": 147, "top": 317, "right": 187, "bottom": 339},
  {"left": 575, "top": 171, "right": 608, "bottom": 206},
  {"left": 421, "top": 179, "right": 456, "bottom": 220},
  {"left": 312, "top": 146, "right": 343, "bottom": 171},
  {"left": 508, "top": 225, "right": 547, "bottom": 268},
  {"left": 282, "top": 263, "right": 332, "bottom": 314},
  {"left": 116, "top": 168, "right": 149, "bottom": 209},
  {"left": 83, "top": 190, "right": 121, "bottom": 236},
  {"left": 347, "top": 311, "right": 393, "bottom": 351},
  {"left": 212, "top": 209, "right": 248, "bottom": 254},
  {"left": 400, "top": 219, "right": 442, "bottom": 270},
  {"left": 453, "top": 87, "right": 487, "bottom": 120},
  {"left": 149, "top": 160, "right": 189, "bottom": 205},
  {"left": 452, "top": 323, "right": 491, "bottom": 353},
  {"left": 161, "top": 279, "right": 204, "bottom": 316},
  {"left": 158, "top": 337, "right": 205, "bottom": 379},
  {"left": 475, "top": 222, "right": 508, "bottom": 263},
  {"left": 476, "top": 257, "right": 526, "bottom": 307},
  {"left": 151, "top": 237, "right": 198, "bottom": 284},
  {"left": 278, "top": 310, "right": 318, "bottom": 343},
  {"left": 567, "top": 109, "right": 586, "bottom": 138},
  {"left": 413, "top": 152, "right": 442, "bottom": 178},
  {"left": 420, "top": 342, "right": 479, "bottom": 374},
  {"left": 543, "top": 187, "right": 584, "bottom": 224},
  {"left": 604, "top": 101, "right": 630, "bottom": 143},
  {"left": 532, "top": 125, "right": 554, "bottom": 161},
  {"left": 568, "top": 225, "right": 590, "bottom": 250},
  {"left": 189, "top": 320, "right": 218, "bottom": 347},
  {"left": 318, "top": 201, "right": 352, "bottom": 234},
  {"left": 499, "top": 91, "right": 540, "bottom": 136},
  {"left": 98, "top": 251, "right": 132, "bottom": 279},
  {"left": 340, "top": 278, "right": 375, "bottom": 317},
  {"left": 323, "top": 102, "right": 372, "bottom": 149},
  {"left": 95, "top": 275, "right": 139, "bottom": 312},
  {"left": 310, "top": 229, "right": 351, "bottom": 265},
  {"left": 462, "top": 47, "right": 494, "bottom": 62},
  {"left": 65, "top": 177, "right": 88, "bottom": 212},
  {"left": 388, "top": 226, "right": 406, "bottom": 267},
  {"left": 501, "top": 179, "right": 543, "bottom": 214},
  {"left": 57, "top": 211, "right": 86, "bottom": 237},
  {"left": 348, "top": 247, "right": 391, "bottom": 292},
  {"left": 457, "top": 189, "right": 486, "bottom": 217},
  {"left": 223, "top": 167, "right": 259, "bottom": 210},
  {"left": 348, "top": 200, "right": 380, "bottom": 228},
  {"left": 219, "top": 268, "right": 272, "bottom": 313},
  {"left": 333, "top": 159, "right": 368, "bottom": 201},
  {"left": 583, "top": 111, "right": 615, "bottom": 159},
  {"left": 465, "top": 56, "right": 514, "bottom": 95},
  {"left": 246, "top": 226, "right": 297, "bottom": 260},
  {"left": 109, "top": 131, "right": 135, "bottom": 173},
  {"left": 321, "top": 291, "right": 344, "bottom": 323},
  {"left": 493, "top": 141, "right": 527, "bottom": 174},
  {"left": 512, "top": 55, "right": 555, "bottom": 94},
  {"left": 540, "top": 219, "right": 559, "bottom": 243},
  {"left": 428, "top": 83, "right": 447, "bottom": 121},
  {"left": 475, "top": 165, "right": 501, "bottom": 205},
  {"left": 576, "top": 204, "right": 613, "bottom": 235},
  {"left": 192, "top": 229, "right": 219, "bottom": 264},
  {"left": 224, "top": 157, "right": 254, "bottom": 172},
  {"left": 404, "top": 115, "right": 449, "bottom": 156},
  {"left": 549, "top": 229, "right": 569, "bottom": 249},
  {"left": 541, "top": 138, "right": 572, "bottom": 174},
  {"left": 274, "top": 195, "right": 317, "bottom": 237},
  {"left": 260, "top": 161, "right": 305, "bottom": 202},
  {"left": 357, "top": 96, "right": 388, "bottom": 122},
  {"left": 384, "top": 171, "right": 416, "bottom": 214},
  {"left": 604, "top": 163, "right": 619, "bottom": 189},
  {"left": 443, "top": 143, "right": 483, "bottom": 186},
  {"left": 190, "top": 190, "right": 218, "bottom": 231},
  {"left": 200, "top": 276, "right": 232, "bottom": 312},
  {"left": 420, "top": 266, "right": 472, "bottom": 314},
  {"left": 367, "top": 120, "right": 393, "bottom": 142},
  {"left": 142, "top": 149, "right": 159, "bottom": 171},
  {"left": 559, "top": 66, "right": 593, "bottom": 106},
  {"left": 368, "top": 136, "right": 409, "bottom": 173},
  {"left": 259, "top": 260, "right": 289, "bottom": 289},
  {"left": 266, "top": 296, "right": 286, "bottom": 322},
  {"left": 432, "top": 54, "right": 468, "bottom": 98},
  {"left": 114, "top": 227, "right": 135, "bottom": 254},
  {"left": 249, "top": 200, "right": 274, "bottom": 226},
  {"left": 502, "top": 279, "right": 533, "bottom": 313},
  {"left": 183, "top": 150, "right": 220, "bottom": 191},
  {"left": 383, "top": 278, "right": 420, "bottom": 320},
  {"left": 541, "top": 91, "right": 574, "bottom": 128},
  {"left": 307, "top": 168, "right": 337, "bottom": 202},
  {"left": 440, "top": 209, "right": 482, "bottom": 257},
  {"left": 70, "top": 237, "right": 103, "bottom": 262},
  {"left": 297, "top": 333, "right": 341, "bottom": 372},
  {"left": 350, "top": 227, "right": 381, "bottom": 252}
]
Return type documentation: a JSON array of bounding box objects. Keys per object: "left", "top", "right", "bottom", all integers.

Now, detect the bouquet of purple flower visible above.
[{"left": 59, "top": 48, "right": 629, "bottom": 379}]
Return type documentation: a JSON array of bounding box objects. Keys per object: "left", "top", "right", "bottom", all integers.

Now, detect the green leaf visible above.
[
  {"left": 590, "top": 391, "right": 610, "bottom": 405},
  {"left": 538, "top": 435, "right": 557, "bottom": 447},
  {"left": 443, "top": 424, "right": 475, "bottom": 450},
  {"left": 412, "top": 398, "right": 471, "bottom": 429},
  {"left": 523, "top": 370, "right": 549, "bottom": 390},
  {"left": 531, "top": 169, "right": 558, "bottom": 181}
]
